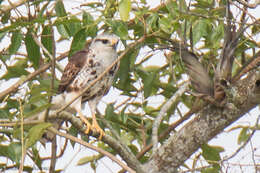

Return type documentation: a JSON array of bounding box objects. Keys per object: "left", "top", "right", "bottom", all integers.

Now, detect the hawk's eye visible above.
[{"left": 101, "top": 39, "right": 109, "bottom": 44}]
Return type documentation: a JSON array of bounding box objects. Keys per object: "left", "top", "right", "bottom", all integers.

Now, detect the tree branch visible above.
[
  {"left": 47, "top": 127, "right": 136, "bottom": 173},
  {"left": 144, "top": 71, "right": 260, "bottom": 173},
  {"left": 47, "top": 111, "right": 145, "bottom": 173},
  {"left": 0, "top": 53, "right": 68, "bottom": 101},
  {"left": 152, "top": 82, "right": 189, "bottom": 154}
]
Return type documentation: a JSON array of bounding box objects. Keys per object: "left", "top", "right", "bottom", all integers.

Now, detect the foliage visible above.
[{"left": 0, "top": 0, "right": 259, "bottom": 172}]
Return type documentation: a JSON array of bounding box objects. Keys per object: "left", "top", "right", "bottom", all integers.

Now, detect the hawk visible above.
[{"left": 58, "top": 33, "right": 120, "bottom": 138}]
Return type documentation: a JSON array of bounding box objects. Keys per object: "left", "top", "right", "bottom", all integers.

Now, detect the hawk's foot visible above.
[
  {"left": 79, "top": 116, "right": 92, "bottom": 135},
  {"left": 92, "top": 120, "right": 105, "bottom": 140}
]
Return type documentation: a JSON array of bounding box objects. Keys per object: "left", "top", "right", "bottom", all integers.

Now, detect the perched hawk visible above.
[{"left": 58, "top": 33, "right": 120, "bottom": 138}]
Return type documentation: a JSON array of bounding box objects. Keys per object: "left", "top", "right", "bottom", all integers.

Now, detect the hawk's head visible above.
[{"left": 90, "top": 33, "right": 119, "bottom": 52}]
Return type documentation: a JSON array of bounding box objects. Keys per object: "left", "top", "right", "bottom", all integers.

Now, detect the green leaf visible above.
[
  {"left": 136, "top": 68, "right": 156, "bottom": 98},
  {"left": 55, "top": 0, "right": 67, "bottom": 17},
  {"left": 1, "top": 10, "right": 10, "bottom": 24},
  {"left": 83, "top": 11, "right": 94, "bottom": 26},
  {"left": 104, "top": 0, "right": 117, "bottom": 18},
  {"left": 77, "top": 155, "right": 101, "bottom": 165},
  {"left": 24, "top": 103, "right": 51, "bottom": 118},
  {"left": 146, "top": 13, "right": 159, "bottom": 33},
  {"left": 56, "top": 24, "right": 70, "bottom": 39},
  {"left": 83, "top": 12, "right": 98, "bottom": 37},
  {"left": 201, "top": 144, "right": 223, "bottom": 169},
  {"left": 117, "top": 53, "right": 130, "bottom": 88},
  {"left": 38, "top": 1, "right": 50, "bottom": 18},
  {"left": 120, "top": 131, "right": 134, "bottom": 145},
  {"left": 238, "top": 127, "right": 250, "bottom": 145},
  {"left": 68, "top": 126, "right": 78, "bottom": 147},
  {"left": 24, "top": 30, "right": 40, "bottom": 67},
  {"left": 0, "top": 142, "right": 22, "bottom": 163},
  {"left": 119, "top": 0, "right": 131, "bottom": 21},
  {"left": 105, "top": 104, "right": 117, "bottom": 120},
  {"left": 31, "top": 146, "right": 43, "bottom": 170},
  {"left": 41, "top": 25, "right": 53, "bottom": 57},
  {"left": 67, "top": 16, "right": 82, "bottom": 36},
  {"left": 201, "top": 167, "right": 219, "bottom": 173},
  {"left": 8, "top": 31, "right": 23, "bottom": 55},
  {"left": 0, "top": 31, "right": 6, "bottom": 42},
  {"left": 0, "top": 109, "right": 9, "bottom": 119},
  {"left": 107, "top": 20, "right": 128, "bottom": 40},
  {"left": 105, "top": 104, "right": 120, "bottom": 134},
  {"left": 120, "top": 107, "right": 128, "bottom": 124},
  {"left": 192, "top": 19, "right": 209, "bottom": 44},
  {"left": 69, "top": 28, "right": 87, "bottom": 57},
  {"left": 2, "top": 60, "right": 29, "bottom": 79},
  {"left": 159, "top": 17, "right": 173, "bottom": 34},
  {"left": 25, "top": 123, "right": 52, "bottom": 148},
  {"left": 116, "top": 50, "right": 138, "bottom": 93}
]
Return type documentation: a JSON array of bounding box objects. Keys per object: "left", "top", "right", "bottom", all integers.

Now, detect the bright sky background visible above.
[{"left": 0, "top": 0, "right": 260, "bottom": 173}]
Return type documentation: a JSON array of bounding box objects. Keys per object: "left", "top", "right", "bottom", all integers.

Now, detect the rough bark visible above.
[{"left": 144, "top": 71, "right": 260, "bottom": 173}]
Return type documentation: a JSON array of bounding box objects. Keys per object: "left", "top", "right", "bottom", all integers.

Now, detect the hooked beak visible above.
[{"left": 111, "top": 38, "right": 119, "bottom": 50}]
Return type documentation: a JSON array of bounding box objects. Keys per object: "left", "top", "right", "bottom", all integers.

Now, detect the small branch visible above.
[
  {"left": 232, "top": 51, "right": 260, "bottom": 83},
  {"left": 42, "top": 138, "right": 68, "bottom": 160},
  {"left": 49, "top": 137, "right": 57, "bottom": 173},
  {"left": 152, "top": 82, "right": 189, "bottom": 155},
  {"left": 0, "top": 0, "right": 27, "bottom": 12},
  {"left": 0, "top": 52, "right": 67, "bottom": 101},
  {"left": 18, "top": 99, "right": 26, "bottom": 173},
  {"left": 235, "top": 0, "right": 260, "bottom": 9},
  {"left": 222, "top": 114, "right": 260, "bottom": 162},
  {"left": 47, "top": 127, "right": 136, "bottom": 173},
  {"left": 0, "top": 120, "right": 43, "bottom": 127},
  {"left": 32, "top": 33, "right": 54, "bottom": 60},
  {"left": 136, "top": 103, "right": 204, "bottom": 159}
]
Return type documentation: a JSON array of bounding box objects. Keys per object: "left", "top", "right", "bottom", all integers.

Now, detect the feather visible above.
[{"left": 58, "top": 50, "right": 88, "bottom": 93}]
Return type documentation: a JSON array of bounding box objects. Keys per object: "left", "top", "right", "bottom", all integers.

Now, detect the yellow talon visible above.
[
  {"left": 79, "top": 112, "right": 92, "bottom": 135},
  {"left": 92, "top": 120, "right": 105, "bottom": 140},
  {"left": 83, "top": 120, "right": 92, "bottom": 135}
]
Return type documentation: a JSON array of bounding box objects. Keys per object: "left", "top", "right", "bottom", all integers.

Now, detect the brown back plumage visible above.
[{"left": 58, "top": 50, "right": 88, "bottom": 93}]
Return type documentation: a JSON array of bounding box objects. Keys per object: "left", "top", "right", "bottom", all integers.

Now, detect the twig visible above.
[
  {"left": 42, "top": 138, "right": 68, "bottom": 160},
  {"left": 235, "top": 0, "right": 260, "bottom": 9},
  {"left": 45, "top": 27, "right": 56, "bottom": 121},
  {"left": 179, "top": 165, "right": 212, "bottom": 173},
  {"left": 222, "top": 115, "right": 260, "bottom": 162},
  {"left": 136, "top": 102, "right": 205, "bottom": 159},
  {"left": 152, "top": 82, "right": 189, "bottom": 155},
  {"left": 18, "top": 99, "right": 26, "bottom": 173},
  {"left": 1, "top": 0, "right": 26, "bottom": 12},
  {"left": 249, "top": 140, "right": 258, "bottom": 173},
  {"left": 0, "top": 120, "right": 43, "bottom": 127},
  {"left": 49, "top": 136, "right": 57, "bottom": 173},
  {"left": 32, "top": 33, "right": 54, "bottom": 60},
  {"left": 47, "top": 127, "right": 136, "bottom": 173},
  {"left": 229, "top": 0, "right": 259, "bottom": 24},
  {"left": 32, "top": 27, "right": 56, "bottom": 121}
]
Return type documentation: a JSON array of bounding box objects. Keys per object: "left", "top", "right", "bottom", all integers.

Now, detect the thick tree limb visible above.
[
  {"left": 47, "top": 112, "right": 145, "bottom": 173},
  {"left": 144, "top": 71, "right": 260, "bottom": 173}
]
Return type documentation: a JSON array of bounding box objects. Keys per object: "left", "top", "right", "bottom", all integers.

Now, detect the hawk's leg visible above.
[
  {"left": 89, "top": 99, "right": 105, "bottom": 139},
  {"left": 78, "top": 111, "right": 92, "bottom": 135},
  {"left": 66, "top": 93, "right": 91, "bottom": 134}
]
